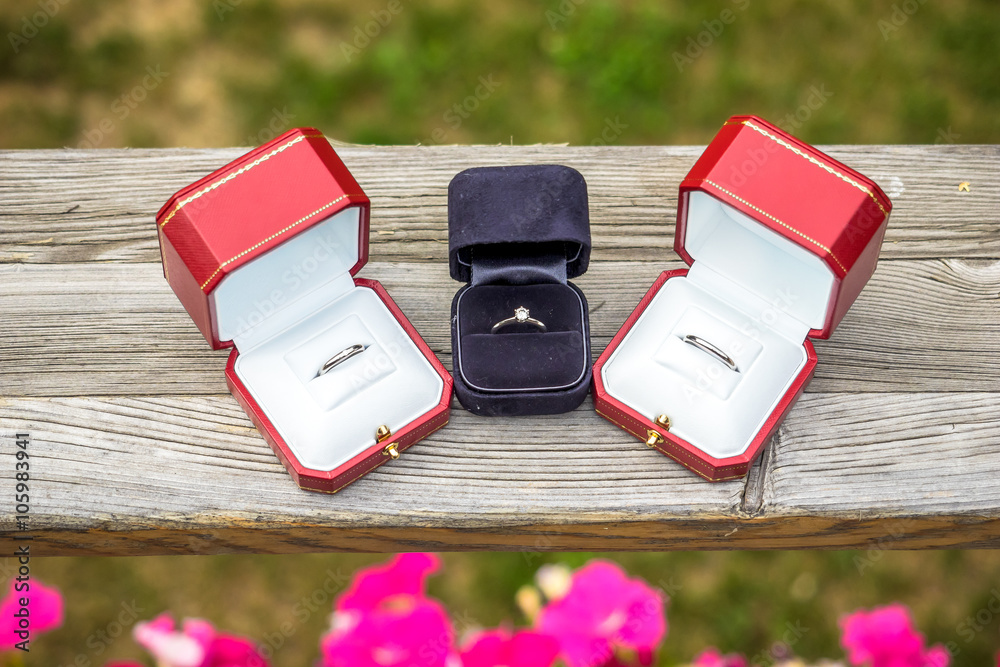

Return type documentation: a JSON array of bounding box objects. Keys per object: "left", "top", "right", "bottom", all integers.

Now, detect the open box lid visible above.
[
  {"left": 676, "top": 115, "right": 892, "bottom": 339},
  {"left": 448, "top": 165, "right": 591, "bottom": 284},
  {"left": 156, "top": 128, "right": 371, "bottom": 349}
]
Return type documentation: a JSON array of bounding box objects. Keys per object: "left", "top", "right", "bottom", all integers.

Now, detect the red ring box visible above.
[
  {"left": 593, "top": 115, "right": 892, "bottom": 481},
  {"left": 155, "top": 128, "right": 452, "bottom": 493}
]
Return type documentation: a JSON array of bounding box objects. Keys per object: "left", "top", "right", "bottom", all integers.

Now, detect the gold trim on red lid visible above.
[
  {"left": 158, "top": 132, "right": 325, "bottom": 229},
  {"left": 696, "top": 178, "right": 848, "bottom": 274},
  {"left": 198, "top": 192, "right": 363, "bottom": 290},
  {"left": 725, "top": 119, "right": 889, "bottom": 218}
]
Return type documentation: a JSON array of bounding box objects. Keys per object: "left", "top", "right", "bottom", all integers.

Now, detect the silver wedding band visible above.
[
  {"left": 683, "top": 334, "right": 739, "bottom": 373},
  {"left": 318, "top": 344, "right": 366, "bottom": 376},
  {"left": 491, "top": 306, "right": 547, "bottom": 334}
]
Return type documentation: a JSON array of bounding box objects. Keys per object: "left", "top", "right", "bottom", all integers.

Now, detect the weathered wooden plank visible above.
[
  {"left": 1, "top": 258, "right": 998, "bottom": 397},
  {"left": 1, "top": 393, "right": 998, "bottom": 555},
  {"left": 0, "top": 145, "right": 997, "bottom": 265},
  {"left": 761, "top": 393, "right": 1000, "bottom": 517}
]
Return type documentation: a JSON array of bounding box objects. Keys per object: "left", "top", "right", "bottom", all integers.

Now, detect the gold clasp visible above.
[
  {"left": 646, "top": 415, "right": 670, "bottom": 447},
  {"left": 377, "top": 425, "right": 399, "bottom": 459}
]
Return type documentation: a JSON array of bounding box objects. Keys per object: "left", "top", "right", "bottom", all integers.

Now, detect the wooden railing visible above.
[{"left": 1, "top": 143, "right": 998, "bottom": 554}]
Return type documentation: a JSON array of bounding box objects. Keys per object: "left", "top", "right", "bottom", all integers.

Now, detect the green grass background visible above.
[
  {"left": 3, "top": 0, "right": 1000, "bottom": 665},
  {"left": 1, "top": 0, "right": 998, "bottom": 148}
]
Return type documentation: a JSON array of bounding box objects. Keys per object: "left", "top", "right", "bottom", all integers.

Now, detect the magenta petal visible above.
[
  {"left": 182, "top": 617, "right": 217, "bottom": 652},
  {"left": 636, "top": 647, "right": 656, "bottom": 666},
  {"left": 145, "top": 613, "right": 178, "bottom": 634},
  {"left": 509, "top": 631, "right": 561, "bottom": 667},
  {"left": 460, "top": 631, "right": 506, "bottom": 667},
  {"left": 202, "top": 633, "right": 271, "bottom": 667},
  {"left": 536, "top": 560, "right": 666, "bottom": 667},
  {"left": 322, "top": 597, "right": 453, "bottom": 667},
  {"left": 461, "top": 629, "right": 559, "bottom": 667},
  {"left": 925, "top": 645, "right": 951, "bottom": 667},
  {"left": 0, "top": 579, "right": 64, "bottom": 648},
  {"left": 617, "top": 580, "right": 667, "bottom": 648},
  {"left": 339, "top": 553, "right": 441, "bottom": 611},
  {"left": 840, "top": 604, "right": 949, "bottom": 667}
]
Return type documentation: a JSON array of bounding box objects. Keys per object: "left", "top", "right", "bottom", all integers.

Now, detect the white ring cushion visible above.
[
  {"left": 210, "top": 208, "right": 444, "bottom": 471},
  {"left": 601, "top": 191, "right": 835, "bottom": 459}
]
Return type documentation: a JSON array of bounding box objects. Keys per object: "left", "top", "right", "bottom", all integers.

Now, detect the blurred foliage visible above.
[
  {"left": 5, "top": 1, "right": 1000, "bottom": 665},
  {"left": 0, "top": 0, "right": 998, "bottom": 148},
  {"left": 29, "top": 551, "right": 1000, "bottom": 666}
]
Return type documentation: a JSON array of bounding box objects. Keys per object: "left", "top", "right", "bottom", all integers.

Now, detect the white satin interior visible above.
[
  {"left": 601, "top": 191, "right": 834, "bottom": 459},
  {"left": 210, "top": 208, "right": 444, "bottom": 471},
  {"left": 684, "top": 191, "right": 835, "bottom": 330},
  {"left": 213, "top": 208, "right": 362, "bottom": 345}
]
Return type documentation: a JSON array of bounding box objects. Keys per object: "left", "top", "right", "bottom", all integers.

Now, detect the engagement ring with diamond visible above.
[{"left": 491, "top": 306, "right": 547, "bottom": 334}]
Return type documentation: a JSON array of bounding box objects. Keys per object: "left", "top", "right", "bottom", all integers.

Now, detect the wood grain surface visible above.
[{"left": 0, "top": 143, "right": 997, "bottom": 554}]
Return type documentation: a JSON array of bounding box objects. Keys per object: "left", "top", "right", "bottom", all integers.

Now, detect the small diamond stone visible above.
[{"left": 515, "top": 307, "right": 529, "bottom": 322}]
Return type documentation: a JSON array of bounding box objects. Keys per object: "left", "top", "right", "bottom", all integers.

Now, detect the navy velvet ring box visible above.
[{"left": 448, "top": 165, "right": 593, "bottom": 416}]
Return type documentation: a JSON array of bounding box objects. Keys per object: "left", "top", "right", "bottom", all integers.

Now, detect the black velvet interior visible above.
[
  {"left": 455, "top": 284, "right": 587, "bottom": 392},
  {"left": 465, "top": 242, "right": 569, "bottom": 285}
]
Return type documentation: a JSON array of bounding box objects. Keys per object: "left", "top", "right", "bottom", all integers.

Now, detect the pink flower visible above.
[
  {"left": 339, "top": 552, "right": 441, "bottom": 611},
  {"left": 133, "top": 613, "right": 269, "bottom": 667},
  {"left": 535, "top": 560, "right": 666, "bottom": 667},
  {"left": 321, "top": 553, "right": 453, "bottom": 667},
  {"left": 460, "top": 629, "right": 560, "bottom": 667},
  {"left": 0, "top": 578, "right": 64, "bottom": 649},
  {"left": 840, "top": 604, "right": 949, "bottom": 667},
  {"left": 692, "top": 647, "right": 748, "bottom": 667}
]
